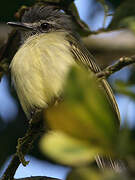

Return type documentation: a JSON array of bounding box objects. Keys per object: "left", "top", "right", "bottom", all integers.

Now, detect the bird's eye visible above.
[{"left": 41, "top": 23, "right": 50, "bottom": 31}]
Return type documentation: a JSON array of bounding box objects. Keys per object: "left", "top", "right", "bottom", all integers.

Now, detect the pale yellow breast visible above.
[{"left": 10, "top": 32, "right": 75, "bottom": 118}]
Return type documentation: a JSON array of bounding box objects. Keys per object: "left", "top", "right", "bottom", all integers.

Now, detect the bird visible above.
[{"left": 7, "top": 5, "right": 121, "bottom": 170}]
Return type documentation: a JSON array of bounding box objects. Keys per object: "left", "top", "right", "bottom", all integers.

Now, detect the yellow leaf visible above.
[
  {"left": 40, "top": 131, "right": 103, "bottom": 166},
  {"left": 45, "top": 66, "right": 118, "bottom": 151}
]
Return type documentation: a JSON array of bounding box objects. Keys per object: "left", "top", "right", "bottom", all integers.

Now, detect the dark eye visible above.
[{"left": 41, "top": 23, "right": 50, "bottom": 31}]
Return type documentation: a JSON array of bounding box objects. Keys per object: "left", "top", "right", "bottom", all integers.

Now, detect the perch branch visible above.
[
  {"left": 96, "top": 55, "right": 135, "bottom": 79},
  {"left": 17, "top": 177, "right": 60, "bottom": 180},
  {"left": 1, "top": 120, "right": 44, "bottom": 180},
  {"left": 0, "top": 59, "right": 9, "bottom": 81},
  {"left": 0, "top": 176, "right": 60, "bottom": 180}
]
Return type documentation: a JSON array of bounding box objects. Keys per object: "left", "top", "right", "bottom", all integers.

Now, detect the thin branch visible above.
[
  {"left": 1, "top": 120, "right": 61, "bottom": 180},
  {"left": 0, "top": 59, "right": 9, "bottom": 81},
  {"left": 102, "top": 1, "right": 109, "bottom": 28},
  {"left": 0, "top": 29, "right": 17, "bottom": 62},
  {"left": 0, "top": 175, "right": 61, "bottom": 180},
  {"left": 96, "top": 56, "right": 135, "bottom": 79},
  {"left": 0, "top": 176, "right": 61, "bottom": 180},
  {"left": 1, "top": 120, "right": 44, "bottom": 180},
  {"left": 1, "top": 154, "right": 20, "bottom": 180}
]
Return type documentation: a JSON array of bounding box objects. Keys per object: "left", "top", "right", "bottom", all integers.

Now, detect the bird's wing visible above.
[{"left": 66, "top": 34, "right": 120, "bottom": 124}]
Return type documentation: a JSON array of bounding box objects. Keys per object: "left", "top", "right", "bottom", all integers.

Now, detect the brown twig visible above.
[
  {"left": 1, "top": 119, "right": 62, "bottom": 180},
  {"left": 1, "top": 175, "right": 60, "bottom": 180},
  {"left": 0, "top": 59, "right": 9, "bottom": 81},
  {"left": 96, "top": 56, "right": 135, "bottom": 79},
  {"left": 0, "top": 28, "right": 21, "bottom": 81},
  {"left": 1, "top": 120, "right": 44, "bottom": 180},
  {"left": 15, "top": 177, "right": 60, "bottom": 180}
]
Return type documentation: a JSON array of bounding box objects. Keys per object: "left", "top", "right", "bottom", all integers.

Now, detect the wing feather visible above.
[
  {"left": 66, "top": 33, "right": 122, "bottom": 170},
  {"left": 66, "top": 33, "right": 120, "bottom": 124}
]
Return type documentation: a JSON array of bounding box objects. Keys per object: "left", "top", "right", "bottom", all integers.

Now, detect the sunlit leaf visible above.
[
  {"left": 45, "top": 66, "right": 119, "bottom": 151},
  {"left": 40, "top": 131, "right": 102, "bottom": 166}
]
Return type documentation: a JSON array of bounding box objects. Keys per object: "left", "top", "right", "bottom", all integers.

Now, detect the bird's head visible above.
[{"left": 7, "top": 6, "right": 75, "bottom": 41}]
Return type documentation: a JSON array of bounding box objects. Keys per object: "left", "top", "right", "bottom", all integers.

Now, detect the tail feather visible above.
[{"left": 95, "top": 155, "right": 126, "bottom": 173}]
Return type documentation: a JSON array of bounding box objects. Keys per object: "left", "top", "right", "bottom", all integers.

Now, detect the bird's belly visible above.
[{"left": 10, "top": 33, "right": 75, "bottom": 118}]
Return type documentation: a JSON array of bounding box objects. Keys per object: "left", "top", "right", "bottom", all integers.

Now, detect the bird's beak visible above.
[{"left": 7, "top": 22, "right": 33, "bottom": 31}]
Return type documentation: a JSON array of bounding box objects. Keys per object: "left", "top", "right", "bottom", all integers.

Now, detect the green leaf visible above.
[
  {"left": 115, "top": 80, "right": 135, "bottom": 101},
  {"left": 40, "top": 131, "right": 102, "bottom": 166},
  {"left": 120, "top": 17, "right": 135, "bottom": 33},
  {"left": 117, "top": 127, "right": 135, "bottom": 157},
  {"left": 108, "top": 0, "right": 135, "bottom": 30},
  {"left": 46, "top": 66, "right": 119, "bottom": 152}
]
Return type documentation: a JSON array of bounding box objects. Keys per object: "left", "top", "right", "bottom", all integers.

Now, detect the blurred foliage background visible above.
[{"left": 0, "top": 0, "right": 135, "bottom": 180}]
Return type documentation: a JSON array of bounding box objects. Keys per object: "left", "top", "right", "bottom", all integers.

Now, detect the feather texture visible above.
[
  {"left": 10, "top": 32, "right": 76, "bottom": 119},
  {"left": 10, "top": 6, "right": 121, "bottom": 170},
  {"left": 66, "top": 33, "right": 120, "bottom": 124}
]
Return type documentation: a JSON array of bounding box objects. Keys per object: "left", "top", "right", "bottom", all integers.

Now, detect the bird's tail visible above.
[{"left": 95, "top": 155, "right": 126, "bottom": 173}]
